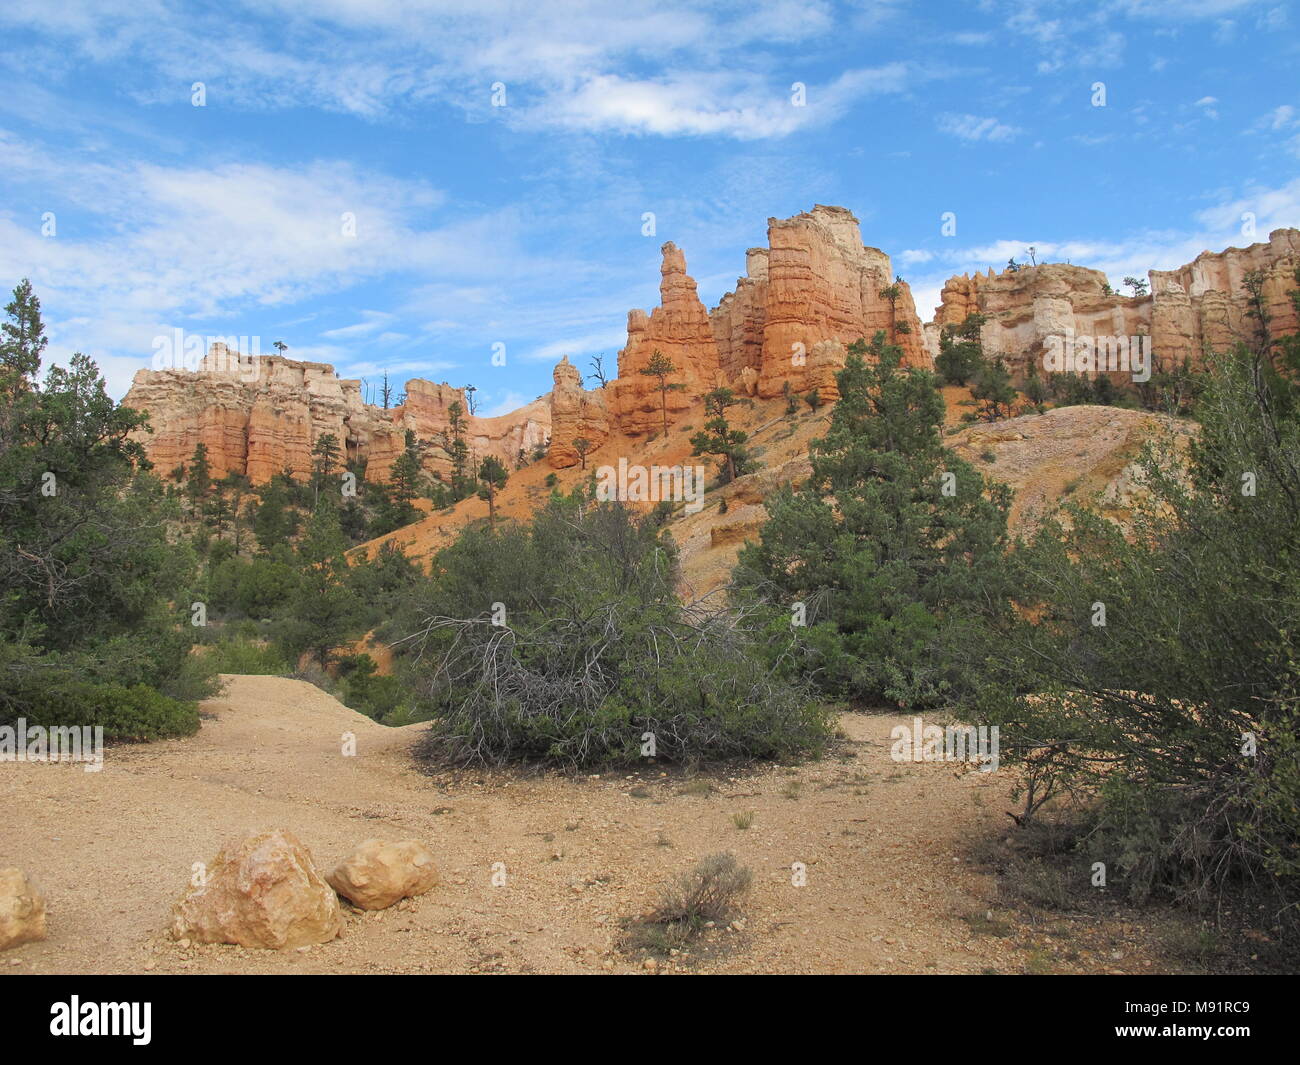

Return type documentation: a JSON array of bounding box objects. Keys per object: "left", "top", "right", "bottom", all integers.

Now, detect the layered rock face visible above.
[
  {"left": 548, "top": 356, "right": 610, "bottom": 468},
  {"left": 1151, "top": 228, "right": 1300, "bottom": 366},
  {"left": 928, "top": 265, "right": 1151, "bottom": 381},
  {"left": 608, "top": 241, "right": 720, "bottom": 438},
  {"left": 547, "top": 205, "right": 930, "bottom": 465},
  {"left": 124, "top": 346, "right": 550, "bottom": 485},
  {"left": 747, "top": 206, "right": 928, "bottom": 397},
  {"left": 926, "top": 228, "right": 1300, "bottom": 380}
]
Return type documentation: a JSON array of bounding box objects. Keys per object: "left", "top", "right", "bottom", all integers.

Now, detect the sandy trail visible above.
[{"left": 4, "top": 674, "right": 1056, "bottom": 974}]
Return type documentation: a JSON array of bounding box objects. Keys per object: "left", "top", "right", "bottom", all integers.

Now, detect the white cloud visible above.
[
  {"left": 0, "top": 0, "right": 912, "bottom": 141},
  {"left": 534, "top": 64, "right": 914, "bottom": 140},
  {"left": 0, "top": 130, "right": 525, "bottom": 395},
  {"left": 321, "top": 311, "right": 396, "bottom": 338},
  {"left": 937, "top": 112, "right": 1023, "bottom": 142}
]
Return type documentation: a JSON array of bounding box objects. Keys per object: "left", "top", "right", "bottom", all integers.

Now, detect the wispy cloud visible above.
[{"left": 937, "top": 112, "right": 1023, "bottom": 142}]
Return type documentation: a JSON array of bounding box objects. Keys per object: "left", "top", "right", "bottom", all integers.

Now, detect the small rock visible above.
[
  {"left": 171, "top": 829, "right": 343, "bottom": 950},
  {"left": 326, "top": 839, "right": 439, "bottom": 911},
  {"left": 0, "top": 869, "right": 47, "bottom": 952}
]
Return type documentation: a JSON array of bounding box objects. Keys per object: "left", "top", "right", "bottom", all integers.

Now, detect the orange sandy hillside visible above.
[{"left": 351, "top": 387, "right": 1188, "bottom": 607}]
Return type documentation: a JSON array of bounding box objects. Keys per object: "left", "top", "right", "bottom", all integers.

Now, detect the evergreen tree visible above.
[
  {"left": 444, "top": 401, "right": 472, "bottom": 500},
  {"left": 572, "top": 437, "right": 592, "bottom": 470},
  {"left": 690, "top": 387, "right": 752, "bottom": 483},
  {"left": 252, "top": 475, "right": 296, "bottom": 553},
  {"left": 935, "top": 313, "right": 987, "bottom": 386},
  {"left": 638, "top": 349, "right": 686, "bottom": 436},
  {"left": 311, "top": 432, "right": 340, "bottom": 505},
  {"left": 736, "top": 331, "right": 1012, "bottom": 707},
  {"left": 185, "top": 442, "right": 211, "bottom": 509},
  {"left": 281, "top": 500, "right": 360, "bottom": 668},
  {"left": 970, "top": 356, "right": 1018, "bottom": 421},
  {"left": 476, "top": 455, "right": 509, "bottom": 527},
  {"left": 0, "top": 278, "right": 47, "bottom": 383}
]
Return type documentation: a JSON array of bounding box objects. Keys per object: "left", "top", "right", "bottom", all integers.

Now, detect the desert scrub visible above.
[
  {"left": 624, "top": 852, "right": 752, "bottom": 953},
  {"left": 402, "top": 487, "right": 832, "bottom": 769}
]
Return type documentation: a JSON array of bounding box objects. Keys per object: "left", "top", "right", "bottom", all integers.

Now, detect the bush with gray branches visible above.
[{"left": 390, "top": 486, "right": 832, "bottom": 769}]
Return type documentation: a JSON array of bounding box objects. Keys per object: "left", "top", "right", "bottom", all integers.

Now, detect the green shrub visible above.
[
  {"left": 966, "top": 340, "right": 1300, "bottom": 913},
  {"left": 203, "top": 636, "right": 292, "bottom": 675},
  {"left": 1, "top": 668, "right": 199, "bottom": 741},
  {"left": 337, "top": 653, "right": 409, "bottom": 722},
  {"left": 735, "top": 332, "right": 1013, "bottom": 708},
  {"left": 398, "top": 487, "right": 831, "bottom": 768}
]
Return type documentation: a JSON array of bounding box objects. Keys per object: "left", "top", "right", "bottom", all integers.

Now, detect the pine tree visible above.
[
  {"left": 476, "top": 455, "right": 509, "bottom": 527},
  {"left": 0, "top": 279, "right": 47, "bottom": 385},
  {"left": 638, "top": 349, "right": 686, "bottom": 436},
  {"left": 286, "top": 500, "right": 360, "bottom": 667},
  {"left": 935, "top": 313, "right": 986, "bottom": 386},
  {"left": 970, "top": 356, "right": 1018, "bottom": 421},
  {"left": 736, "top": 331, "right": 1012, "bottom": 707},
  {"left": 186, "top": 442, "right": 212, "bottom": 509},
  {"left": 572, "top": 437, "right": 592, "bottom": 470},
  {"left": 690, "top": 388, "right": 751, "bottom": 483},
  {"left": 311, "top": 432, "right": 340, "bottom": 505}
]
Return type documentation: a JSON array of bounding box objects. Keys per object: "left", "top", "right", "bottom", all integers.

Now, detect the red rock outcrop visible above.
[
  {"left": 607, "top": 241, "right": 719, "bottom": 438},
  {"left": 1151, "top": 228, "right": 1300, "bottom": 367},
  {"left": 926, "top": 228, "right": 1300, "bottom": 380},
  {"left": 548, "top": 357, "right": 610, "bottom": 469},
  {"left": 751, "top": 206, "right": 928, "bottom": 397},
  {"left": 711, "top": 206, "right": 929, "bottom": 400},
  {"left": 928, "top": 264, "right": 1150, "bottom": 382},
  {"left": 124, "top": 345, "right": 550, "bottom": 485},
  {"left": 548, "top": 205, "right": 933, "bottom": 463}
]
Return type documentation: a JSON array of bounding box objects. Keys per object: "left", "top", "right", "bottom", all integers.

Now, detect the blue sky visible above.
[{"left": 1, "top": 0, "right": 1297, "bottom": 409}]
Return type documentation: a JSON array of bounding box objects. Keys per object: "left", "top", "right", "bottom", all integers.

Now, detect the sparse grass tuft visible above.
[{"left": 624, "top": 852, "right": 752, "bottom": 955}]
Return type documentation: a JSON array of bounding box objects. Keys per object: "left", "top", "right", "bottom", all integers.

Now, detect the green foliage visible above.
[
  {"left": 476, "top": 455, "right": 509, "bottom": 525},
  {"left": 274, "top": 501, "right": 363, "bottom": 667},
  {"left": 690, "top": 387, "right": 753, "bottom": 484},
  {"left": 0, "top": 642, "right": 200, "bottom": 740},
  {"left": 251, "top": 474, "right": 299, "bottom": 552},
  {"left": 396, "top": 485, "right": 830, "bottom": 768},
  {"left": 201, "top": 636, "right": 292, "bottom": 675},
  {"left": 735, "top": 331, "right": 1013, "bottom": 708},
  {"left": 0, "top": 277, "right": 214, "bottom": 743},
  {"left": 337, "top": 653, "right": 410, "bottom": 722},
  {"left": 970, "top": 356, "right": 1018, "bottom": 421},
  {"left": 935, "top": 313, "right": 986, "bottom": 386},
  {"left": 0, "top": 279, "right": 47, "bottom": 379},
  {"left": 967, "top": 338, "right": 1300, "bottom": 910},
  {"left": 638, "top": 349, "right": 686, "bottom": 436},
  {"left": 185, "top": 442, "right": 211, "bottom": 506}
]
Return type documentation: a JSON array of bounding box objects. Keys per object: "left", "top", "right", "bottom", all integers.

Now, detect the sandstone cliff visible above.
[
  {"left": 926, "top": 228, "right": 1300, "bottom": 380},
  {"left": 547, "top": 204, "right": 930, "bottom": 466},
  {"left": 123, "top": 345, "right": 550, "bottom": 485},
  {"left": 1151, "top": 228, "right": 1300, "bottom": 366}
]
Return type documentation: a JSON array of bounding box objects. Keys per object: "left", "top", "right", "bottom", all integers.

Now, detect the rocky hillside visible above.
[{"left": 121, "top": 209, "right": 1296, "bottom": 563}]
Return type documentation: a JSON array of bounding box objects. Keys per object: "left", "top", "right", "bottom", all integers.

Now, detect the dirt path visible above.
[{"left": 3, "top": 675, "right": 1105, "bottom": 974}]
